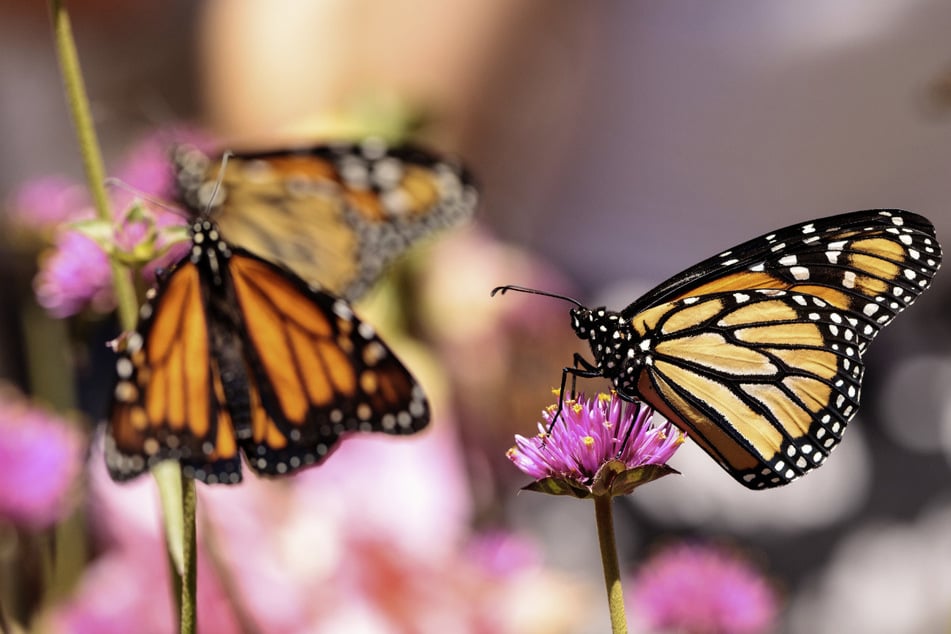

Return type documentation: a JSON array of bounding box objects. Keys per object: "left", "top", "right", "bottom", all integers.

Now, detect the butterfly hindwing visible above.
[
  {"left": 227, "top": 249, "right": 429, "bottom": 477},
  {"left": 173, "top": 140, "right": 478, "bottom": 301},
  {"left": 628, "top": 290, "right": 864, "bottom": 489}
]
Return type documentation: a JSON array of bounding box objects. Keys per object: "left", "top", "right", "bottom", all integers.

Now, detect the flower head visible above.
[
  {"left": 0, "top": 385, "right": 84, "bottom": 527},
  {"left": 629, "top": 543, "right": 780, "bottom": 634},
  {"left": 508, "top": 392, "right": 684, "bottom": 498}
]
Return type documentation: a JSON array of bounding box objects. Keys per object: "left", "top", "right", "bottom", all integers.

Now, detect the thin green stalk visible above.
[
  {"left": 47, "top": 3, "right": 197, "bottom": 632},
  {"left": 48, "top": 0, "right": 137, "bottom": 327},
  {"left": 181, "top": 477, "right": 198, "bottom": 633},
  {"left": 594, "top": 495, "right": 628, "bottom": 634}
]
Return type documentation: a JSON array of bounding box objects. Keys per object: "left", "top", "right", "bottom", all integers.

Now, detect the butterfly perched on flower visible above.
[
  {"left": 172, "top": 138, "right": 478, "bottom": 301},
  {"left": 106, "top": 140, "right": 477, "bottom": 484},
  {"left": 494, "top": 209, "right": 941, "bottom": 489}
]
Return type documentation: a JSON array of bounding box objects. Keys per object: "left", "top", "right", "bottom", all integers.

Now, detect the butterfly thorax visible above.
[
  {"left": 570, "top": 307, "right": 639, "bottom": 384},
  {"left": 189, "top": 219, "right": 232, "bottom": 282}
]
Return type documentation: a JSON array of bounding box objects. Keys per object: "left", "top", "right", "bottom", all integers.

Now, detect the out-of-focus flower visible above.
[
  {"left": 629, "top": 542, "right": 780, "bottom": 634},
  {"left": 17, "top": 127, "right": 207, "bottom": 318},
  {"left": 47, "top": 535, "right": 243, "bottom": 634},
  {"left": 53, "top": 424, "right": 589, "bottom": 634},
  {"left": 508, "top": 392, "right": 683, "bottom": 498},
  {"left": 0, "top": 385, "right": 84, "bottom": 528},
  {"left": 34, "top": 229, "right": 116, "bottom": 318}
]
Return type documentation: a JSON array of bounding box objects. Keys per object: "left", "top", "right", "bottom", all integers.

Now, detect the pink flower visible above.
[
  {"left": 0, "top": 386, "right": 84, "bottom": 528},
  {"left": 34, "top": 230, "right": 115, "bottom": 318},
  {"left": 16, "top": 127, "right": 202, "bottom": 318},
  {"left": 629, "top": 543, "right": 780, "bottom": 634},
  {"left": 57, "top": 424, "right": 586, "bottom": 633},
  {"left": 508, "top": 392, "right": 684, "bottom": 497},
  {"left": 48, "top": 539, "right": 242, "bottom": 634}
]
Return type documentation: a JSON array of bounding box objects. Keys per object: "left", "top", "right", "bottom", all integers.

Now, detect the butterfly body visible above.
[
  {"left": 107, "top": 218, "right": 430, "bottom": 484},
  {"left": 500, "top": 209, "right": 942, "bottom": 489}
]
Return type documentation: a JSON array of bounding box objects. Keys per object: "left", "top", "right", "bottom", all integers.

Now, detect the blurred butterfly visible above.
[
  {"left": 494, "top": 209, "right": 941, "bottom": 489},
  {"left": 106, "top": 141, "right": 476, "bottom": 484},
  {"left": 172, "top": 138, "right": 478, "bottom": 301}
]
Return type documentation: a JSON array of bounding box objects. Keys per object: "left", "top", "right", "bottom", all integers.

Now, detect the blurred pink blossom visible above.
[
  {"left": 629, "top": 542, "right": 780, "bottom": 634},
  {"left": 49, "top": 536, "right": 242, "bottom": 634},
  {"left": 20, "top": 126, "right": 208, "bottom": 318},
  {"left": 0, "top": 386, "right": 84, "bottom": 528},
  {"left": 34, "top": 230, "right": 115, "bottom": 318},
  {"left": 53, "top": 424, "right": 586, "bottom": 634}
]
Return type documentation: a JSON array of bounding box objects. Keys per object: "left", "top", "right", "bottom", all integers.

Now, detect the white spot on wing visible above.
[{"left": 790, "top": 266, "right": 810, "bottom": 280}]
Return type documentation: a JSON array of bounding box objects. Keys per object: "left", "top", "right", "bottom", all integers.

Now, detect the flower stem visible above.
[
  {"left": 181, "top": 477, "right": 198, "bottom": 634},
  {"left": 47, "top": 3, "right": 197, "bottom": 632},
  {"left": 47, "top": 0, "right": 138, "bottom": 328},
  {"left": 153, "top": 462, "right": 197, "bottom": 634},
  {"left": 594, "top": 494, "right": 628, "bottom": 634}
]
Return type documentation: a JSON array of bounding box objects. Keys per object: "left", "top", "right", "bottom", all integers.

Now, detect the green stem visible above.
[
  {"left": 47, "top": 3, "right": 197, "bottom": 632},
  {"left": 594, "top": 495, "right": 628, "bottom": 634},
  {"left": 180, "top": 478, "right": 198, "bottom": 634},
  {"left": 152, "top": 462, "right": 198, "bottom": 634},
  {"left": 48, "top": 0, "right": 137, "bottom": 328}
]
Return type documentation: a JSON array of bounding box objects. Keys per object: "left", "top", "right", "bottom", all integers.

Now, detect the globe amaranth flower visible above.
[
  {"left": 507, "top": 392, "right": 684, "bottom": 498},
  {"left": 629, "top": 543, "right": 780, "bottom": 634},
  {"left": 0, "top": 385, "right": 84, "bottom": 528}
]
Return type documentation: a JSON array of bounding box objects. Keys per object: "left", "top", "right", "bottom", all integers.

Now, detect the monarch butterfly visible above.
[
  {"left": 494, "top": 209, "right": 942, "bottom": 489},
  {"left": 172, "top": 139, "right": 478, "bottom": 301},
  {"left": 106, "top": 141, "right": 476, "bottom": 484}
]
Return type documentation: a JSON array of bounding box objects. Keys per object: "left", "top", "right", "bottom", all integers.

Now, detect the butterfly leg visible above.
[
  {"left": 549, "top": 358, "right": 602, "bottom": 433},
  {"left": 610, "top": 385, "right": 646, "bottom": 457}
]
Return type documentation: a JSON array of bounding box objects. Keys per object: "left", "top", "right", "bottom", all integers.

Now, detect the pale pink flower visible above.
[
  {"left": 629, "top": 543, "right": 780, "bottom": 634},
  {"left": 0, "top": 386, "right": 84, "bottom": 527}
]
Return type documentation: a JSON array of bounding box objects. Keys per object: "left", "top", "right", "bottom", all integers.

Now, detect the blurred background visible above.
[{"left": 2, "top": 1, "right": 951, "bottom": 632}]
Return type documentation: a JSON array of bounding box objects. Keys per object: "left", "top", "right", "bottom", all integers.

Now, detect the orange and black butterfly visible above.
[
  {"left": 106, "top": 141, "right": 477, "bottom": 484},
  {"left": 172, "top": 138, "right": 478, "bottom": 301},
  {"left": 494, "top": 209, "right": 941, "bottom": 489}
]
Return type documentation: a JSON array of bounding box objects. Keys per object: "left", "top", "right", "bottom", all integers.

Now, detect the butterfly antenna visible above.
[
  {"left": 103, "top": 178, "right": 187, "bottom": 219},
  {"left": 490, "top": 285, "right": 585, "bottom": 308},
  {"left": 203, "top": 150, "right": 233, "bottom": 217}
]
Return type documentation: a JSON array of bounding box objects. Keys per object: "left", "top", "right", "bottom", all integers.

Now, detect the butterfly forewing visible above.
[
  {"left": 630, "top": 290, "right": 863, "bottom": 488},
  {"left": 107, "top": 262, "right": 244, "bottom": 483},
  {"left": 173, "top": 141, "right": 478, "bottom": 301},
  {"left": 623, "top": 209, "right": 941, "bottom": 347}
]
